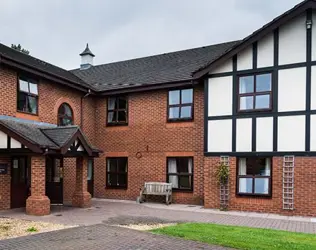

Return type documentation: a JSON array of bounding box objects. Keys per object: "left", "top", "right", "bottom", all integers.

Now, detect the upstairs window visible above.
[
  {"left": 17, "top": 77, "right": 38, "bottom": 115},
  {"left": 237, "top": 157, "right": 271, "bottom": 196},
  {"left": 58, "top": 103, "right": 74, "bottom": 126},
  {"left": 238, "top": 73, "right": 272, "bottom": 112},
  {"left": 107, "top": 96, "right": 128, "bottom": 125},
  {"left": 168, "top": 88, "right": 193, "bottom": 121}
]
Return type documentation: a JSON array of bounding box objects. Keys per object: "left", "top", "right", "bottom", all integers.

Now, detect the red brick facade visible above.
[
  {"left": 204, "top": 156, "right": 316, "bottom": 217},
  {"left": 94, "top": 86, "right": 205, "bottom": 204},
  {"left": 1, "top": 64, "right": 316, "bottom": 217}
]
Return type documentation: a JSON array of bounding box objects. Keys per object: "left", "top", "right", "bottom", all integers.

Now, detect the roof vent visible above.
[{"left": 80, "top": 43, "right": 95, "bottom": 70}]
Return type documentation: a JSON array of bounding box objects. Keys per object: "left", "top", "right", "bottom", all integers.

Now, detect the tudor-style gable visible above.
[{"left": 203, "top": 2, "right": 316, "bottom": 156}]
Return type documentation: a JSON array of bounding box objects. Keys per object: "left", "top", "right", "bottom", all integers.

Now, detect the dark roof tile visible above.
[{"left": 71, "top": 41, "right": 240, "bottom": 91}]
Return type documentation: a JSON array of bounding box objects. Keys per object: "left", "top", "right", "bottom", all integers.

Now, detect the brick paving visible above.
[
  {"left": 1, "top": 199, "right": 316, "bottom": 249},
  {"left": 0, "top": 224, "right": 229, "bottom": 250}
]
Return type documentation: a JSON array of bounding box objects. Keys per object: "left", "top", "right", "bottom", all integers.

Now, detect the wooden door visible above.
[
  {"left": 45, "top": 157, "right": 63, "bottom": 204},
  {"left": 87, "top": 159, "right": 94, "bottom": 197},
  {"left": 11, "top": 157, "right": 29, "bottom": 208}
]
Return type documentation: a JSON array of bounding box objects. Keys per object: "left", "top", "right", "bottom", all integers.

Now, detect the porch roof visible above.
[{"left": 0, "top": 116, "right": 100, "bottom": 157}]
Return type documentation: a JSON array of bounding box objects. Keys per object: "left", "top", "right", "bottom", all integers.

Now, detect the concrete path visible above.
[
  {"left": 0, "top": 198, "right": 316, "bottom": 233},
  {"left": 0, "top": 224, "right": 229, "bottom": 250}
]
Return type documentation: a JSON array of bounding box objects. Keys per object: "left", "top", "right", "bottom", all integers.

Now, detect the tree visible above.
[{"left": 11, "top": 44, "right": 30, "bottom": 55}]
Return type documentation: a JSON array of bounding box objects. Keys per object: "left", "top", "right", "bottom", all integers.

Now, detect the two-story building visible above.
[{"left": 0, "top": 0, "right": 315, "bottom": 217}]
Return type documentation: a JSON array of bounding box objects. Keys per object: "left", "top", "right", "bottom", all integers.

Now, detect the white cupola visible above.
[{"left": 80, "top": 43, "right": 95, "bottom": 70}]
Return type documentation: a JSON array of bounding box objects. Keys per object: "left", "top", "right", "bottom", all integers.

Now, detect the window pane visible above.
[
  {"left": 169, "top": 90, "right": 180, "bottom": 105},
  {"left": 107, "top": 111, "right": 116, "bottom": 123},
  {"left": 117, "top": 174, "right": 127, "bottom": 186},
  {"left": 107, "top": 159, "right": 117, "bottom": 172},
  {"left": 19, "top": 79, "right": 29, "bottom": 92},
  {"left": 256, "top": 74, "right": 271, "bottom": 92},
  {"left": 244, "top": 157, "right": 271, "bottom": 176},
  {"left": 179, "top": 176, "right": 191, "bottom": 189},
  {"left": 60, "top": 118, "right": 72, "bottom": 126},
  {"left": 240, "top": 96, "right": 253, "bottom": 110},
  {"left": 239, "top": 76, "right": 254, "bottom": 93},
  {"left": 117, "top": 158, "right": 127, "bottom": 172},
  {"left": 108, "top": 98, "right": 116, "bottom": 110},
  {"left": 17, "top": 92, "right": 27, "bottom": 112},
  {"left": 177, "top": 158, "right": 189, "bottom": 173},
  {"left": 255, "top": 95, "right": 270, "bottom": 109},
  {"left": 181, "top": 89, "right": 193, "bottom": 104},
  {"left": 239, "top": 178, "right": 253, "bottom": 193},
  {"left": 180, "top": 106, "right": 192, "bottom": 118},
  {"left": 87, "top": 160, "right": 93, "bottom": 181},
  {"left": 107, "top": 174, "right": 117, "bottom": 186},
  {"left": 27, "top": 96, "right": 38, "bottom": 114},
  {"left": 118, "top": 98, "right": 127, "bottom": 109},
  {"left": 29, "top": 82, "right": 38, "bottom": 95},
  {"left": 118, "top": 111, "right": 127, "bottom": 122},
  {"left": 169, "top": 175, "right": 179, "bottom": 188},
  {"left": 63, "top": 104, "right": 72, "bottom": 116},
  {"left": 169, "top": 107, "right": 179, "bottom": 119},
  {"left": 254, "top": 178, "right": 269, "bottom": 194}
]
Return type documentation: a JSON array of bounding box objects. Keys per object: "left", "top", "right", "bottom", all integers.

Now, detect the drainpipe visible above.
[{"left": 80, "top": 89, "right": 91, "bottom": 129}]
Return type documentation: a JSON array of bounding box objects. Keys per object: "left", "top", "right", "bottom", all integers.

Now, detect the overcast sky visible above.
[{"left": 0, "top": 0, "right": 302, "bottom": 70}]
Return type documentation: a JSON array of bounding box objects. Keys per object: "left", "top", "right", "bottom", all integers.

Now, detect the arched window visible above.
[{"left": 58, "top": 103, "right": 73, "bottom": 126}]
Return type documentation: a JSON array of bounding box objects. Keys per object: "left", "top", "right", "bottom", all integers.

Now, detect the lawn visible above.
[{"left": 151, "top": 223, "right": 316, "bottom": 250}]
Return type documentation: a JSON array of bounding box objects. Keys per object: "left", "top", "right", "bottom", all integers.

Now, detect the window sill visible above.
[
  {"left": 16, "top": 111, "right": 39, "bottom": 121},
  {"left": 105, "top": 186, "right": 127, "bottom": 190},
  {"left": 236, "top": 193, "right": 272, "bottom": 199},
  {"left": 172, "top": 189, "right": 193, "bottom": 193}
]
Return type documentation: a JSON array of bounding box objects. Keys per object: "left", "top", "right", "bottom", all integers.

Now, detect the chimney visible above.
[{"left": 80, "top": 43, "right": 95, "bottom": 70}]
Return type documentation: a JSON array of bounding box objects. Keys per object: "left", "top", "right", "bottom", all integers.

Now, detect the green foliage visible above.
[
  {"left": 152, "top": 223, "right": 316, "bottom": 250},
  {"left": 11, "top": 44, "right": 30, "bottom": 55},
  {"left": 216, "top": 163, "right": 229, "bottom": 184},
  {"left": 26, "top": 226, "right": 38, "bottom": 233}
]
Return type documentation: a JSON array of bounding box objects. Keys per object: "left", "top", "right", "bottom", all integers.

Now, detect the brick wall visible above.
[
  {"left": 204, "top": 156, "right": 316, "bottom": 216},
  {"left": 0, "top": 66, "right": 96, "bottom": 210},
  {"left": 0, "top": 157, "right": 11, "bottom": 210},
  {"left": 94, "top": 85, "right": 205, "bottom": 204}
]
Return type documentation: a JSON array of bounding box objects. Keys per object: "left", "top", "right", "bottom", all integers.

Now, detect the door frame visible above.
[{"left": 45, "top": 156, "right": 64, "bottom": 204}]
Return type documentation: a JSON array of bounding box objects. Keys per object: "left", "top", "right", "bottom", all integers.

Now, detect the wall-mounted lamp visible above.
[{"left": 306, "top": 19, "right": 313, "bottom": 29}]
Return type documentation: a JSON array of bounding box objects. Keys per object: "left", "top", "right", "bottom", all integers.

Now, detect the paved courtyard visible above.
[
  {"left": 0, "top": 224, "right": 228, "bottom": 250},
  {"left": 0, "top": 199, "right": 316, "bottom": 249}
]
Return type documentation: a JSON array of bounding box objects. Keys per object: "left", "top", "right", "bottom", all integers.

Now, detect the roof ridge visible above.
[{"left": 70, "top": 40, "right": 240, "bottom": 71}]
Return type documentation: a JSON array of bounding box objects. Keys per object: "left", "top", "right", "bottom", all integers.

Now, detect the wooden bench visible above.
[{"left": 138, "top": 182, "right": 172, "bottom": 205}]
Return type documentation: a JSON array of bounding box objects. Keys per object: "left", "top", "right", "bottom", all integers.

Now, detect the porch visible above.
[{"left": 0, "top": 116, "right": 100, "bottom": 216}]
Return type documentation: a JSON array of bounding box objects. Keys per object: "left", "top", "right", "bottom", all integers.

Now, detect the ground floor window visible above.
[
  {"left": 237, "top": 157, "right": 271, "bottom": 196},
  {"left": 167, "top": 157, "right": 193, "bottom": 191},
  {"left": 106, "top": 157, "right": 128, "bottom": 188}
]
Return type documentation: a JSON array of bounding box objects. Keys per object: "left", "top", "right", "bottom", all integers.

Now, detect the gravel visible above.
[{"left": 0, "top": 218, "right": 74, "bottom": 240}]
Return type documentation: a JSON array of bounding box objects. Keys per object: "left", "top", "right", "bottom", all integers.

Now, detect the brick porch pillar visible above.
[
  {"left": 26, "top": 156, "right": 50, "bottom": 216},
  {"left": 72, "top": 157, "right": 91, "bottom": 208}
]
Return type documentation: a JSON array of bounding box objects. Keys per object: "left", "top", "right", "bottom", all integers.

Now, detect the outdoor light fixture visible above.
[{"left": 306, "top": 19, "right": 313, "bottom": 29}]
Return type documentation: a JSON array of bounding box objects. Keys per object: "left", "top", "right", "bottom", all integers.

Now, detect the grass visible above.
[
  {"left": 26, "top": 227, "right": 38, "bottom": 233},
  {"left": 151, "top": 223, "right": 316, "bottom": 250}
]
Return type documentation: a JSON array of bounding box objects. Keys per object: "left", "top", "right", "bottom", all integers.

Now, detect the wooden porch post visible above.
[
  {"left": 72, "top": 157, "right": 91, "bottom": 207},
  {"left": 26, "top": 156, "right": 50, "bottom": 216}
]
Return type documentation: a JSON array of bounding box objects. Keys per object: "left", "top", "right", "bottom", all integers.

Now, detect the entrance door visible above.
[
  {"left": 11, "top": 157, "right": 29, "bottom": 208},
  {"left": 87, "top": 159, "right": 94, "bottom": 197},
  {"left": 45, "top": 157, "right": 63, "bottom": 204}
]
